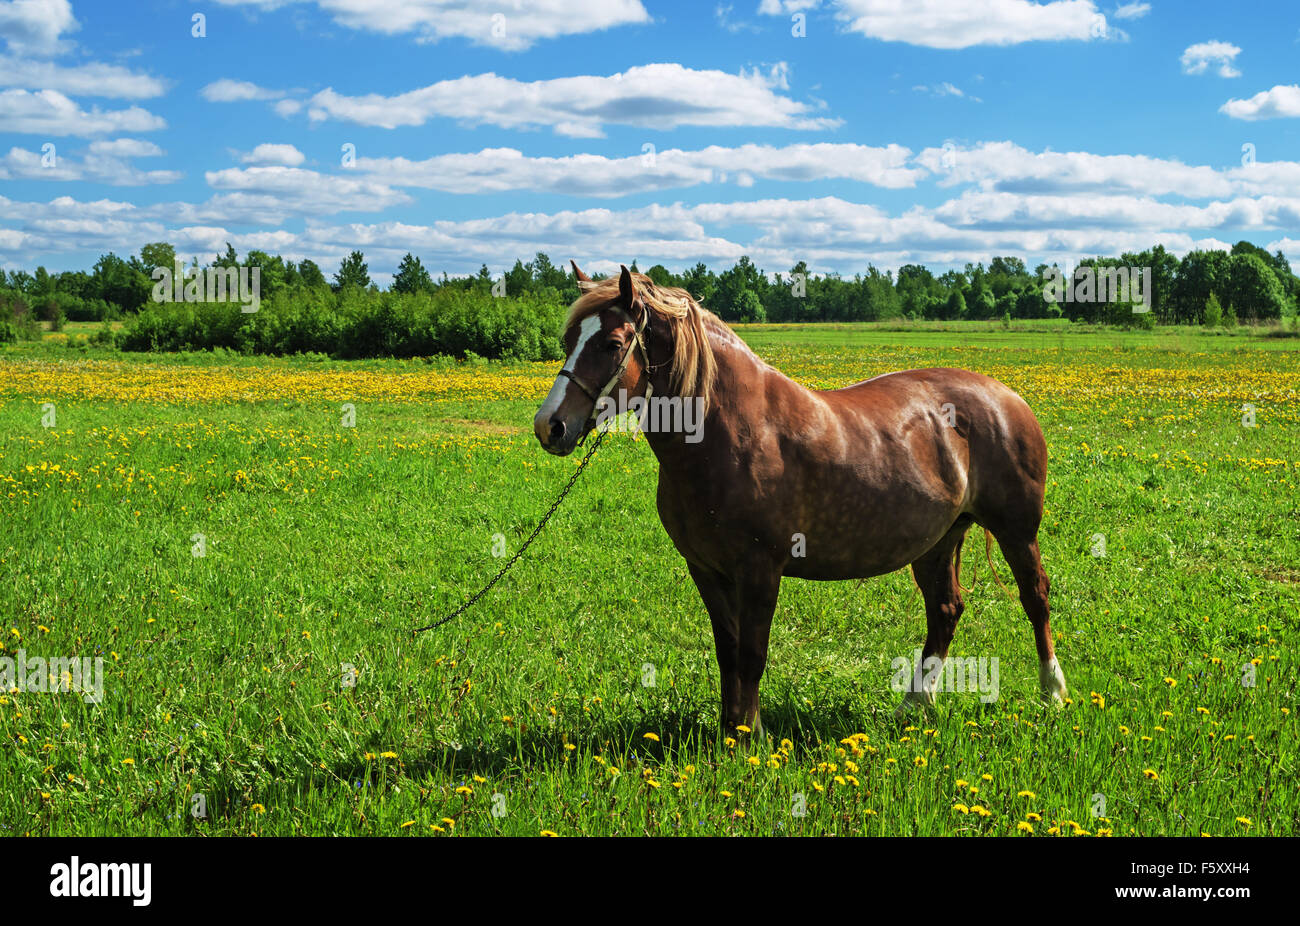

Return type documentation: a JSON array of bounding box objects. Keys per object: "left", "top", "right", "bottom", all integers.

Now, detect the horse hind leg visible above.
[
  {"left": 897, "top": 520, "right": 970, "bottom": 717},
  {"left": 995, "top": 535, "right": 1067, "bottom": 703}
]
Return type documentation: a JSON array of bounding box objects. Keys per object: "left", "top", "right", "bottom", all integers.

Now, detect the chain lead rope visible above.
[{"left": 412, "top": 426, "right": 607, "bottom": 634}]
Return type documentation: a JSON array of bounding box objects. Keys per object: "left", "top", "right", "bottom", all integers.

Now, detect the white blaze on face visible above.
[{"left": 538, "top": 315, "right": 602, "bottom": 421}]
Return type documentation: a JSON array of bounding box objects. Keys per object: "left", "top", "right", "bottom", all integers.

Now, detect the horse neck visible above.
[{"left": 642, "top": 313, "right": 785, "bottom": 460}]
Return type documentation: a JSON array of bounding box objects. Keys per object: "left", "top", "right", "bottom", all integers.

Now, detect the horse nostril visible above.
[{"left": 549, "top": 419, "right": 566, "bottom": 444}]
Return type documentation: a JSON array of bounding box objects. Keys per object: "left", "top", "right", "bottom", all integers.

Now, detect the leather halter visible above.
[{"left": 557, "top": 307, "right": 654, "bottom": 407}]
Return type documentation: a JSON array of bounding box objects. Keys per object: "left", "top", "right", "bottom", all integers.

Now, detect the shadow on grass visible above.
[
  {"left": 368, "top": 688, "right": 939, "bottom": 783},
  {"left": 192, "top": 686, "right": 1021, "bottom": 822}
]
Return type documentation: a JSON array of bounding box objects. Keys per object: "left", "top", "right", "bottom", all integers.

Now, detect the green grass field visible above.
[{"left": 1, "top": 323, "right": 1295, "bottom": 836}]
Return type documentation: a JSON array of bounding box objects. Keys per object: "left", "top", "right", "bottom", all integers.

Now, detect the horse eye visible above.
[{"left": 604, "top": 339, "right": 622, "bottom": 352}]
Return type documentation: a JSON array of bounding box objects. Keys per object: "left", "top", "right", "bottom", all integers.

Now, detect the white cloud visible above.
[
  {"left": 1181, "top": 40, "right": 1241, "bottom": 78},
  {"left": 296, "top": 63, "right": 838, "bottom": 135},
  {"left": 1266, "top": 237, "right": 1300, "bottom": 268},
  {"left": 918, "top": 141, "right": 1300, "bottom": 201},
  {"left": 913, "top": 82, "right": 981, "bottom": 101},
  {"left": 930, "top": 189, "right": 1300, "bottom": 233},
  {"left": 1221, "top": 84, "right": 1300, "bottom": 121},
  {"left": 200, "top": 78, "right": 285, "bottom": 102},
  {"left": 240, "top": 143, "right": 306, "bottom": 166},
  {"left": 1112, "top": 2, "right": 1149, "bottom": 19},
  {"left": 212, "top": 0, "right": 651, "bottom": 51},
  {"left": 760, "top": 0, "right": 821, "bottom": 10},
  {"left": 0, "top": 88, "right": 166, "bottom": 135},
  {"left": 775, "top": 0, "right": 1112, "bottom": 49},
  {"left": 355, "top": 143, "right": 923, "bottom": 196},
  {"left": 5, "top": 182, "right": 1295, "bottom": 278},
  {"left": 88, "top": 138, "right": 164, "bottom": 158},
  {"left": 5, "top": 131, "right": 1298, "bottom": 277},
  {"left": 0, "top": 3, "right": 165, "bottom": 104},
  {"left": 0, "top": 0, "right": 76, "bottom": 54},
  {"left": 0, "top": 138, "right": 179, "bottom": 185},
  {"left": 274, "top": 194, "right": 1290, "bottom": 275},
  {"left": 915, "top": 141, "right": 1251, "bottom": 197},
  {"left": 203, "top": 165, "right": 411, "bottom": 217},
  {"left": 715, "top": 3, "right": 761, "bottom": 33},
  {"left": 0, "top": 54, "right": 167, "bottom": 97}
]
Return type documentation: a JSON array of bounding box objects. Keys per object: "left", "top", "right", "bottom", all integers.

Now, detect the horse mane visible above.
[{"left": 564, "top": 273, "right": 719, "bottom": 415}]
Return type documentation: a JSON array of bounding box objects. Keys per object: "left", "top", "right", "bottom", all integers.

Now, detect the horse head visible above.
[{"left": 533, "top": 262, "right": 653, "bottom": 455}]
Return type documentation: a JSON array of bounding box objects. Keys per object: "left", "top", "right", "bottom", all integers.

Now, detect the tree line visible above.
[{"left": 2, "top": 239, "right": 1296, "bottom": 344}]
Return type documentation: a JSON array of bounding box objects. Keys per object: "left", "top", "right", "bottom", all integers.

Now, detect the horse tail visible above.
[
  {"left": 954, "top": 532, "right": 972, "bottom": 596},
  {"left": 983, "top": 528, "right": 1013, "bottom": 597},
  {"left": 952, "top": 528, "right": 1012, "bottom": 598}
]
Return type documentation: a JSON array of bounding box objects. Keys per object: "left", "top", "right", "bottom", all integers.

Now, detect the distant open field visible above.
[{"left": 1, "top": 323, "right": 1295, "bottom": 836}]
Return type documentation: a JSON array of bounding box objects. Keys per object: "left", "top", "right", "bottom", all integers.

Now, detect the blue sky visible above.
[{"left": 2, "top": 0, "right": 1299, "bottom": 284}]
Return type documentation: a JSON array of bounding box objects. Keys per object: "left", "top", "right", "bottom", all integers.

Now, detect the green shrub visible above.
[
  {"left": 1204, "top": 293, "right": 1223, "bottom": 327},
  {"left": 3, "top": 294, "right": 43, "bottom": 340},
  {"left": 39, "top": 296, "right": 66, "bottom": 332},
  {"left": 89, "top": 321, "right": 118, "bottom": 349},
  {"left": 121, "top": 286, "right": 567, "bottom": 360}
]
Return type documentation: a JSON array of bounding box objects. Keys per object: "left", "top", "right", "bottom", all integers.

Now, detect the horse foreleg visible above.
[
  {"left": 734, "top": 572, "right": 780, "bottom": 739},
  {"left": 687, "top": 563, "right": 743, "bottom": 733}
]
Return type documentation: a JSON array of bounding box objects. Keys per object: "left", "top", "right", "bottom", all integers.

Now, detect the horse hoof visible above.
[
  {"left": 720, "top": 719, "right": 766, "bottom": 743},
  {"left": 895, "top": 692, "right": 935, "bottom": 719},
  {"left": 1038, "top": 658, "right": 1068, "bottom": 705}
]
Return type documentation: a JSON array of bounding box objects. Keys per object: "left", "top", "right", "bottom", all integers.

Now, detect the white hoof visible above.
[{"left": 1039, "top": 658, "right": 1068, "bottom": 704}]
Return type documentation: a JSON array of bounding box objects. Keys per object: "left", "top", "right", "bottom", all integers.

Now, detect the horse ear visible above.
[
  {"left": 570, "top": 260, "right": 590, "bottom": 283},
  {"left": 618, "top": 264, "right": 639, "bottom": 316}
]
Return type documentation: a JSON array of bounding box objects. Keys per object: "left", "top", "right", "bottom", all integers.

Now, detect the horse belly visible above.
[
  {"left": 781, "top": 489, "right": 957, "bottom": 580},
  {"left": 780, "top": 439, "right": 968, "bottom": 580}
]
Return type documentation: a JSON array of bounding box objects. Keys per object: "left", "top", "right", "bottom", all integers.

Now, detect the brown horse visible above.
[{"left": 534, "top": 262, "right": 1067, "bottom": 735}]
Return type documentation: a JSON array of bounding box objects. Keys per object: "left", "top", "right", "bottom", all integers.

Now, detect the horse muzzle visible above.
[{"left": 534, "top": 410, "right": 594, "bottom": 456}]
